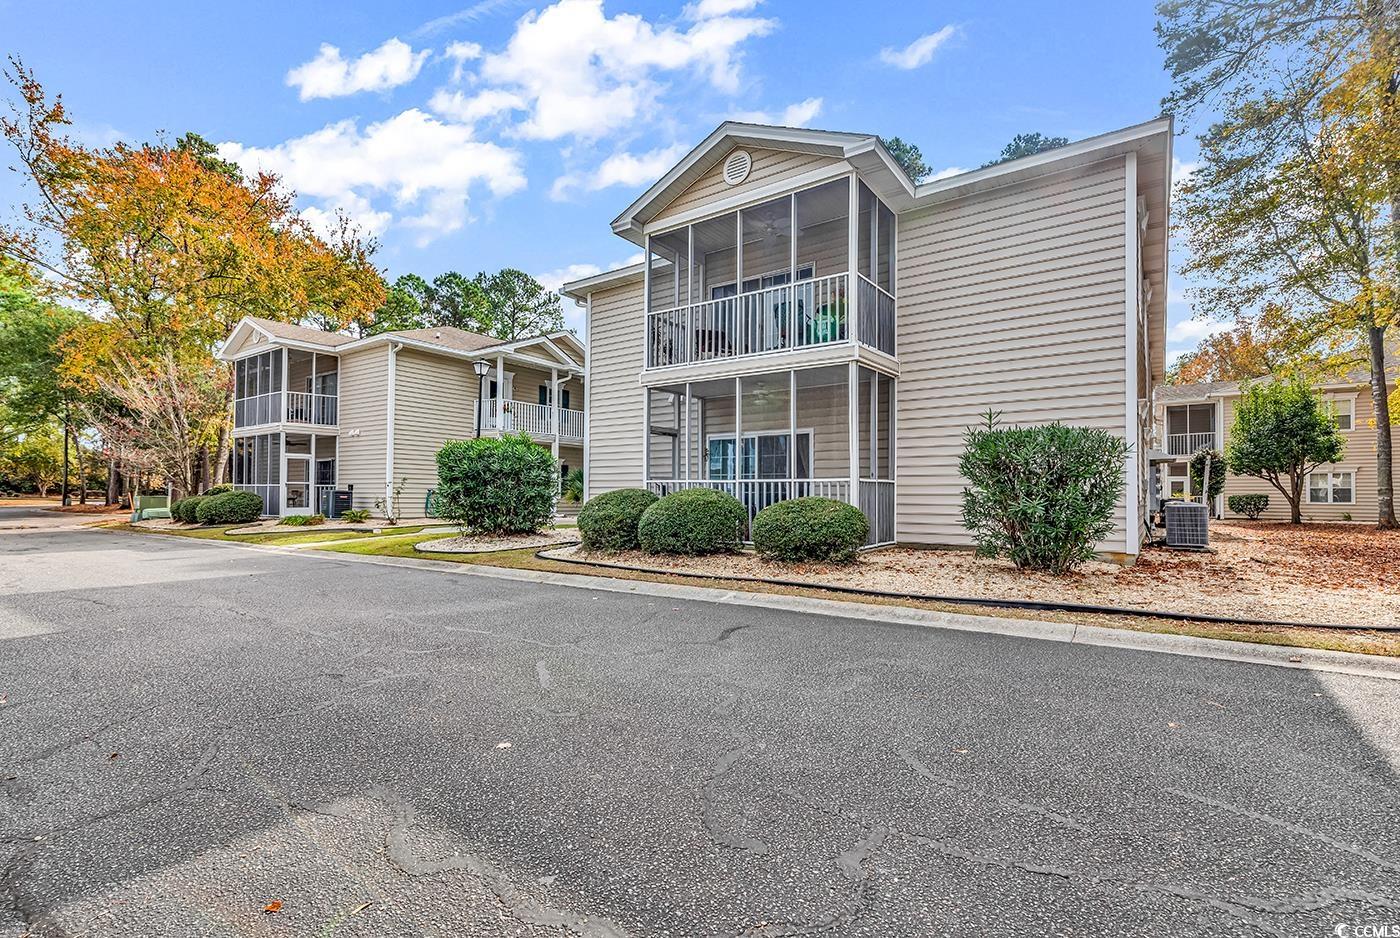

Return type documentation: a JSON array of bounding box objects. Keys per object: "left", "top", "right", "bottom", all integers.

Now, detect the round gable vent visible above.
[{"left": 722, "top": 149, "right": 753, "bottom": 186}]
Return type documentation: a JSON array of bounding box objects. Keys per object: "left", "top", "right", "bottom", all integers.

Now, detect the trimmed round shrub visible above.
[
  {"left": 1227, "top": 493, "right": 1269, "bottom": 520},
  {"left": 435, "top": 433, "right": 557, "bottom": 534},
  {"left": 577, "top": 488, "right": 657, "bottom": 551},
  {"left": 194, "top": 490, "right": 264, "bottom": 525},
  {"left": 959, "top": 412, "right": 1128, "bottom": 574},
  {"left": 638, "top": 488, "right": 747, "bottom": 555},
  {"left": 171, "top": 495, "right": 206, "bottom": 523},
  {"left": 751, "top": 497, "right": 868, "bottom": 563}
]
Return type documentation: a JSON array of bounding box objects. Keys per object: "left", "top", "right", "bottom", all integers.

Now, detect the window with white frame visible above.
[
  {"left": 1308, "top": 469, "right": 1354, "bottom": 504},
  {"left": 1325, "top": 396, "right": 1354, "bottom": 431}
]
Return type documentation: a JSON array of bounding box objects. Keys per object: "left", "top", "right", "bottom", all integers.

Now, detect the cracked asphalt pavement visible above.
[{"left": 1, "top": 509, "right": 1398, "bottom": 937}]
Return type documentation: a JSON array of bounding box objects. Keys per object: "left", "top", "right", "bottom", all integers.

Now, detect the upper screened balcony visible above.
[
  {"left": 644, "top": 177, "right": 896, "bottom": 370},
  {"left": 233, "top": 347, "right": 339, "bottom": 430}
]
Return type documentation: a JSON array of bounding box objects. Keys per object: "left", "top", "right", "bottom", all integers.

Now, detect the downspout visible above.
[{"left": 385, "top": 342, "right": 401, "bottom": 513}]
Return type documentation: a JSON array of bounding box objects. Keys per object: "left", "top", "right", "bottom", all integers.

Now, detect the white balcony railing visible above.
[
  {"left": 480, "top": 399, "right": 584, "bottom": 442},
  {"left": 286, "top": 391, "right": 338, "bottom": 426},
  {"left": 1166, "top": 431, "right": 1216, "bottom": 456},
  {"left": 646, "top": 478, "right": 851, "bottom": 524},
  {"left": 856, "top": 275, "right": 896, "bottom": 357},
  {"left": 647, "top": 273, "right": 850, "bottom": 368}
]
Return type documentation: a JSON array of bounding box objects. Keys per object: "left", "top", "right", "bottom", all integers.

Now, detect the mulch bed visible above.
[
  {"left": 549, "top": 522, "right": 1400, "bottom": 627},
  {"left": 416, "top": 529, "right": 579, "bottom": 554}
]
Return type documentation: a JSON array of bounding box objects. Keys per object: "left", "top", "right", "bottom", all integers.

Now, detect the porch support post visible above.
[
  {"left": 643, "top": 235, "right": 652, "bottom": 367},
  {"left": 550, "top": 367, "right": 560, "bottom": 462},
  {"left": 734, "top": 376, "right": 742, "bottom": 495},
  {"left": 788, "top": 370, "right": 796, "bottom": 482},
  {"left": 847, "top": 362, "right": 859, "bottom": 507},
  {"left": 281, "top": 346, "right": 289, "bottom": 424},
  {"left": 495, "top": 354, "right": 505, "bottom": 432},
  {"left": 847, "top": 174, "right": 860, "bottom": 347},
  {"left": 789, "top": 195, "right": 798, "bottom": 347},
  {"left": 683, "top": 382, "right": 692, "bottom": 482},
  {"left": 279, "top": 430, "right": 288, "bottom": 518},
  {"left": 643, "top": 389, "right": 651, "bottom": 486}
]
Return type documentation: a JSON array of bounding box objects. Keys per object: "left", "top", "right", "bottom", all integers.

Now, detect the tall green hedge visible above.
[
  {"left": 170, "top": 495, "right": 206, "bottom": 523},
  {"left": 435, "top": 433, "right": 557, "bottom": 534},
  {"left": 958, "top": 412, "right": 1128, "bottom": 574},
  {"left": 638, "top": 488, "right": 747, "bottom": 555},
  {"left": 751, "top": 497, "right": 868, "bottom": 563},
  {"left": 577, "top": 488, "right": 657, "bottom": 551}
]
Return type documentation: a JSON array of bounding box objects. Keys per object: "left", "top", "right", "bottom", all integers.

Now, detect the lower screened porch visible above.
[
  {"left": 644, "top": 364, "right": 895, "bottom": 546},
  {"left": 230, "top": 431, "right": 337, "bottom": 517}
]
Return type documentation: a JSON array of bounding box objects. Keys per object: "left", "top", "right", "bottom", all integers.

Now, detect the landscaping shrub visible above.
[
  {"left": 206, "top": 484, "right": 233, "bottom": 495},
  {"left": 435, "top": 433, "right": 556, "bottom": 534},
  {"left": 1188, "top": 448, "right": 1228, "bottom": 501},
  {"left": 171, "top": 495, "right": 205, "bottom": 523},
  {"left": 278, "top": 513, "right": 325, "bottom": 526},
  {"left": 340, "top": 508, "right": 371, "bottom": 523},
  {"left": 751, "top": 497, "right": 868, "bottom": 563},
  {"left": 562, "top": 467, "right": 584, "bottom": 503},
  {"left": 577, "top": 488, "right": 657, "bottom": 551},
  {"left": 958, "top": 411, "right": 1128, "bottom": 574},
  {"left": 638, "top": 488, "right": 747, "bottom": 555},
  {"left": 1227, "top": 493, "right": 1269, "bottom": 520},
  {"left": 194, "top": 489, "right": 264, "bottom": 526}
]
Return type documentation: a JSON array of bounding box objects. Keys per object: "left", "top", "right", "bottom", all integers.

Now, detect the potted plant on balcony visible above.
[{"left": 807, "top": 295, "right": 846, "bottom": 344}]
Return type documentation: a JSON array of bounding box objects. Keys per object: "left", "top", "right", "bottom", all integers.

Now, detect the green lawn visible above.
[{"left": 115, "top": 523, "right": 433, "bottom": 548}]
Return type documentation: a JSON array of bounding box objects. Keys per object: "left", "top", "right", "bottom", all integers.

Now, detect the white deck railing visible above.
[
  {"left": 647, "top": 273, "right": 850, "bottom": 368},
  {"left": 856, "top": 275, "right": 896, "bottom": 356},
  {"left": 1166, "top": 431, "right": 1216, "bottom": 456},
  {"left": 645, "top": 478, "right": 851, "bottom": 523},
  {"left": 286, "top": 392, "right": 338, "bottom": 426},
  {"left": 480, "top": 399, "right": 584, "bottom": 442}
]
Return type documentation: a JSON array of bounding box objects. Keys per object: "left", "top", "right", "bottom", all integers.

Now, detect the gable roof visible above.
[
  {"left": 611, "top": 122, "right": 915, "bottom": 244},
  {"left": 384, "top": 325, "right": 501, "bottom": 353},
  {"left": 1155, "top": 355, "right": 1398, "bottom": 403}
]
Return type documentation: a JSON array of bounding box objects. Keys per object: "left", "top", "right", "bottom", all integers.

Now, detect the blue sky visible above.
[{"left": 1, "top": 0, "right": 1209, "bottom": 355}]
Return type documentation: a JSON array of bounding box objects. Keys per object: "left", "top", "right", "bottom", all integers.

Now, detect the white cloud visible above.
[
  {"left": 879, "top": 25, "right": 958, "bottom": 70},
  {"left": 1172, "top": 156, "right": 1200, "bottom": 195},
  {"left": 730, "top": 96, "right": 823, "bottom": 127},
  {"left": 478, "top": 0, "right": 776, "bottom": 141},
  {"left": 551, "top": 143, "right": 689, "bottom": 200},
  {"left": 537, "top": 255, "right": 645, "bottom": 335},
  {"left": 927, "top": 165, "right": 968, "bottom": 181},
  {"left": 219, "top": 109, "right": 526, "bottom": 245},
  {"left": 413, "top": 0, "right": 523, "bottom": 38},
  {"left": 1168, "top": 317, "right": 1231, "bottom": 343},
  {"left": 286, "top": 38, "right": 431, "bottom": 101},
  {"left": 429, "top": 87, "right": 526, "bottom": 123},
  {"left": 686, "top": 0, "right": 762, "bottom": 17},
  {"left": 444, "top": 40, "right": 483, "bottom": 81}
]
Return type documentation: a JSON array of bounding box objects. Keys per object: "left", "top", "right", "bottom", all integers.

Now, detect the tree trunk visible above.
[
  {"left": 1289, "top": 470, "right": 1303, "bottom": 524},
  {"left": 1369, "top": 324, "right": 1398, "bottom": 528},
  {"left": 213, "top": 384, "right": 233, "bottom": 485},
  {"left": 76, "top": 441, "right": 88, "bottom": 504},
  {"left": 61, "top": 403, "right": 70, "bottom": 506},
  {"left": 106, "top": 456, "right": 118, "bottom": 505}
]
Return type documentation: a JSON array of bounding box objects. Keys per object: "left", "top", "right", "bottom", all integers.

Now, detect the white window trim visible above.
[
  {"left": 1323, "top": 394, "right": 1356, "bottom": 432},
  {"left": 704, "top": 428, "right": 816, "bottom": 480},
  {"left": 1307, "top": 468, "right": 1356, "bottom": 504},
  {"left": 709, "top": 264, "right": 816, "bottom": 301}
]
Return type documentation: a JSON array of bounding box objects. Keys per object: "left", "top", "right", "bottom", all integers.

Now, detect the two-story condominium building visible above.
[
  {"left": 1154, "top": 364, "right": 1394, "bottom": 522},
  {"left": 216, "top": 318, "right": 585, "bottom": 517},
  {"left": 561, "top": 120, "right": 1172, "bottom": 560}
]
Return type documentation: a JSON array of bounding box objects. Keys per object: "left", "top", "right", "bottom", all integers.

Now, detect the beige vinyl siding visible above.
[
  {"left": 1220, "top": 387, "right": 1380, "bottom": 523},
  {"left": 652, "top": 148, "right": 839, "bottom": 227},
  {"left": 894, "top": 157, "right": 1131, "bottom": 553},
  {"left": 689, "top": 380, "right": 850, "bottom": 479},
  {"left": 335, "top": 346, "right": 389, "bottom": 511},
  {"left": 392, "top": 348, "right": 476, "bottom": 515},
  {"left": 586, "top": 281, "right": 647, "bottom": 495},
  {"left": 505, "top": 365, "right": 584, "bottom": 410}
]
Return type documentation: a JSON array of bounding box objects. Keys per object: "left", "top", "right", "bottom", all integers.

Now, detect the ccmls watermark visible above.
[{"left": 1335, "top": 924, "right": 1400, "bottom": 938}]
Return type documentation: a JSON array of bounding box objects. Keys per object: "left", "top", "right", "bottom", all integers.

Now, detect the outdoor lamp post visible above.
[{"left": 473, "top": 359, "right": 490, "bottom": 437}]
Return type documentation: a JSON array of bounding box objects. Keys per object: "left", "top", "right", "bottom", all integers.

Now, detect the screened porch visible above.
[
  {"left": 644, "top": 364, "right": 895, "bottom": 546},
  {"left": 644, "top": 177, "right": 897, "bottom": 368}
]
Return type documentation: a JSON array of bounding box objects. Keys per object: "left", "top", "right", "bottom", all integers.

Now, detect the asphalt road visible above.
[{"left": 1, "top": 509, "right": 1398, "bottom": 937}]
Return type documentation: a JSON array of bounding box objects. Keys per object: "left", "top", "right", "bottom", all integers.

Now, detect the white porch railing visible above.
[
  {"left": 646, "top": 478, "right": 852, "bottom": 524},
  {"left": 646, "top": 273, "right": 850, "bottom": 368},
  {"left": 1166, "top": 431, "right": 1216, "bottom": 456},
  {"left": 856, "top": 275, "right": 896, "bottom": 356},
  {"left": 286, "top": 391, "right": 338, "bottom": 426},
  {"left": 480, "top": 399, "right": 584, "bottom": 442}
]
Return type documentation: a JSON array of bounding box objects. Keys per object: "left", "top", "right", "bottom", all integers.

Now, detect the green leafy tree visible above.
[
  {"left": 425, "top": 271, "right": 491, "bottom": 332},
  {"left": 880, "top": 136, "right": 930, "bottom": 183},
  {"left": 355, "top": 273, "right": 430, "bottom": 336},
  {"left": 474, "top": 268, "right": 565, "bottom": 341},
  {"left": 0, "top": 257, "right": 87, "bottom": 426},
  {"left": 1225, "top": 379, "right": 1345, "bottom": 523},
  {"left": 1158, "top": 0, "right": 1399, "bottom": 528},
  {"left": 1188, "top": 448, "right": 1228, "bottom": 501},
  {"left": 1, "top": 419, "right": 63, "bottom": 495},
  {"left": 982, "top": 132, "right": 1069, "bottom": 167}
]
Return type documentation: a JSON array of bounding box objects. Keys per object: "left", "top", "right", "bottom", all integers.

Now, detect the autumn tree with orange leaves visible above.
[{"left": 0, "top": 59, "right": 385, "bottom": 491}]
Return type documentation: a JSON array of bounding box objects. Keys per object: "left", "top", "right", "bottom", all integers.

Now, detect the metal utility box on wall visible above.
[{"left": 1164, "top": 501, "right": 1210, "bottom": 549}]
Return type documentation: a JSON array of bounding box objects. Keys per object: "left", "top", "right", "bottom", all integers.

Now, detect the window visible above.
[
  {"left": 1325, "top": 397, "right": 1354, "bottom": 431},
  {"left": 538, "top": 384, "right": 548, "bottom": 405},
  {"left": 1308, "top": 470, "right": 1354, "bottom": 504},
  {"left": 710, "top": 265, "right": 814, "bottom": 300},
  {"left": 706, "top": 431, "right": 813, "bottom": 480},
  {"left": 538, "top": 386, "right": 572, "bottom": 409}
]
